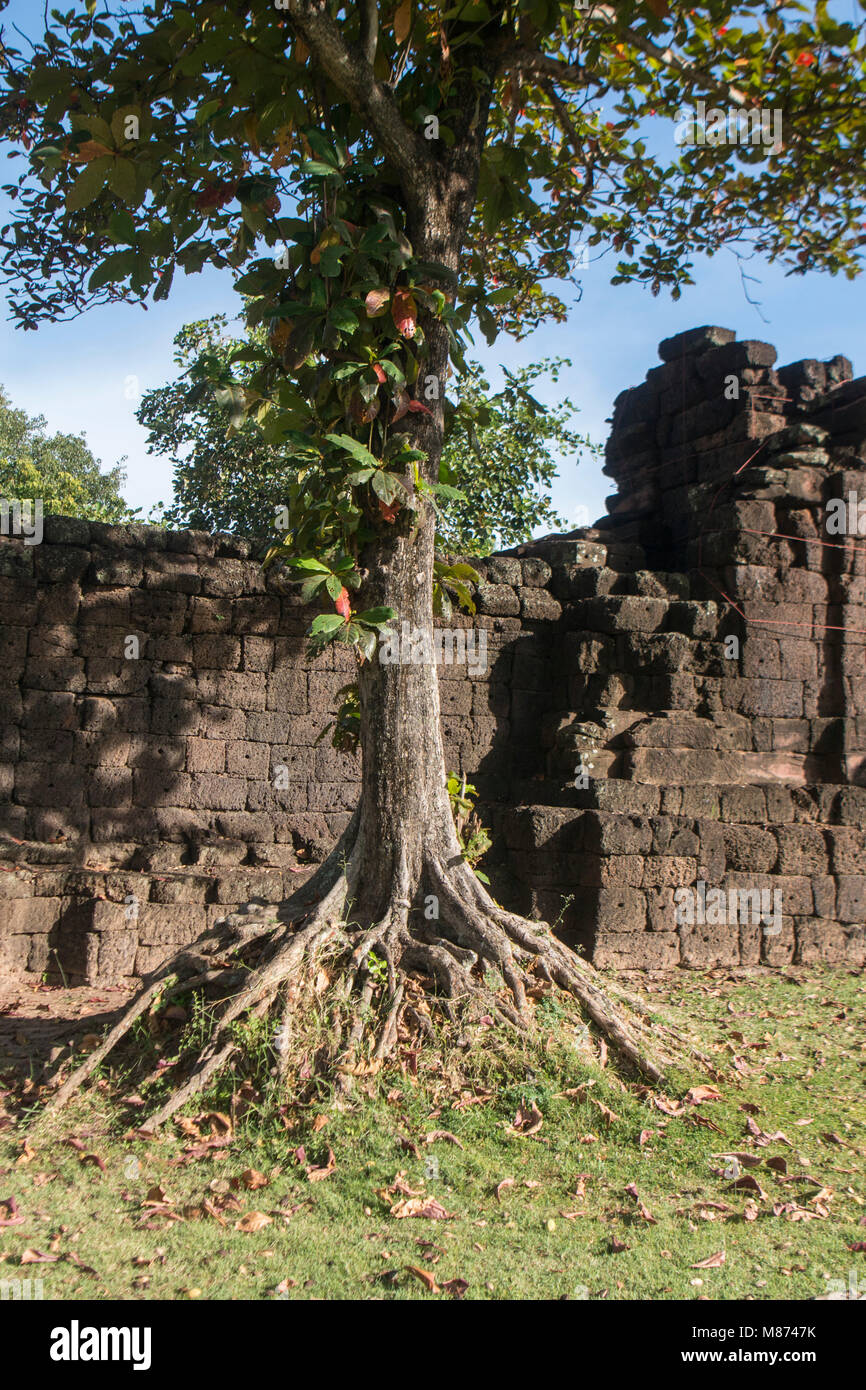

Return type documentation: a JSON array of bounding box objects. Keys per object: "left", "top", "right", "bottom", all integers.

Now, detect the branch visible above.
[
  {"left": 286, "top": 0, "right": 426, "bottom": 182},
  {"left": 618, "top": 22, "right": 747, "bottom": 107},
  {"left": 500, "top": 12, "right": 748, "bottom": 109},
  {"left": 359, "top": 0, "right": 378, "bottom": 67}
]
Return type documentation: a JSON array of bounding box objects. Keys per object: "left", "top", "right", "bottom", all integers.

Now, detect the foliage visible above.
[
  {"left": 315, "top": 681, "right": 361, "bottom": 756},
  {"left": 138, "top": 316, "right": 580, "bottom": 554},
  {"left": 137, "top": 317, "right": 290, "bottom": 537},
  {"left": 439, "top": 358, "right": 593, "bottom": 555},
  {"left": 0, "top": 385, "right": 132, "bottom": 522},
  {"left": 447, "top": 772, "right": 492, "bottom": 882}
]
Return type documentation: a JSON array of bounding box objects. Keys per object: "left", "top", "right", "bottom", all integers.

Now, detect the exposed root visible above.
[{"left": 30, "top": 828, "right": 710, "bottom": 1133}]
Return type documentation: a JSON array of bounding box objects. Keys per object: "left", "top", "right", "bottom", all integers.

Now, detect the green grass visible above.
[{"left": 1, "top": 966, "right": 864, "bottom": 1301}]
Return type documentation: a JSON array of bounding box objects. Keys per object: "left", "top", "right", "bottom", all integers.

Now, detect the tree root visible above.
[{"left": 30, "top": 828, "right": 710, "bottom": 1133}]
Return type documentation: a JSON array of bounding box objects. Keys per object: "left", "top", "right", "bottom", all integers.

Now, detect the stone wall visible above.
[{"left": 2, "top": 325, "right": 865, "bottom": 981}]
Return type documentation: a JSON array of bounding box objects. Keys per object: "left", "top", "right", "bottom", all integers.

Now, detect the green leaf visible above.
[
  {"left": 284, "top": 556, "right": 331, "bottom": 572},
  {"left": 87, "top": 250, "right": 138, "bottom": 292},
  {"left": 325, "top": 433, "right": 380, "bottom": 469},
  {"left": 311, "top": 613, "right": 346, "bottom": 634},
  {"left": 300, "top": 160, "right": 343, "bottom": 179},
  {"left": 65, "top": 158, "right": 111, "bottom": 212},
  {"left": 109, "top": 158, "right": 138, "bottom": 206},
  {"left": 356, "top": 606, "right": 397, "bottom": 628},
  {"left": 371, "top": 470, "right": 405, "bottom": 505}
]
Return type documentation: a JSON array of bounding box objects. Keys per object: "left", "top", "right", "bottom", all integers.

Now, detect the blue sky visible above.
[
  {"left": 1, "top": 0, "right": 865, "bottom": 532},
  {"left": 3, "top": 247, "right": 864, "bottom": 531}
]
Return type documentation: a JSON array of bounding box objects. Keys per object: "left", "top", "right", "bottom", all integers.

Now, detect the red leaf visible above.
[
  {"left": 795, "top": 51, "right": 815, "bottom": 66},
  {"left": 378, "top": 499, "right": 401, "bottom": 523},
  {"left": 407, "top": 399, "right": 432, "bottom": 415},
  {"left": 391, "top": 289, "right": 417, "bottom": 338},
  {"left": 335, "top": 588, "right": 351, "bottom": 620},
  {"left": 372, "top": 363, "right": 387, "bottom": 384}
]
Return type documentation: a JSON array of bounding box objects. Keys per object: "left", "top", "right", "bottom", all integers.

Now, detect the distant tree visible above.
[
  {"left": 0, "top": 386, "right": 132, "bottom": 521},
  {"left": 139, "top": 316, "right": 591, "bottom": 552}
]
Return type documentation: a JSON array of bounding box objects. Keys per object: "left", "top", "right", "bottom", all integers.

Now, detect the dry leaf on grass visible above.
[
  {"left": 197, "top": 1111, "right": 233, "bottom": 1141},
  {"left": 653, "top": 1095, "right": 686, "bottom": 1117},
  {"left": 440, "top": 1276, "right": 469, "bottom": 1299},
  {"left": 624, "top": 1183, "right": 656, "bottom": 1223},
  {"left": 692, "top": 1250, "right": 726, "bottom": 1269},
  {"left": 405, "top": 1264, "right": 439, "bottom": 1293},
  {"left": 591, "top": 1099, "right": 621, "bottom": 1125},
  {"left": 727, "top": 1175, "right": 767, "bottom": 1200},
  {"left": 494, "top": 1178, "right": 515, "bottom": 1203},
  {"left": 511, "top": 1101, "right": 543, "bottom": 1136},
  {"left": 235, "top": 1211, "right": 272, "bottom": 1233},
  {"left": 424, "top": 1131, "right": 463, "bottom": 1149},
  {"left": 306, "top": 1149, "right": 336, "bottom": 1182},
  {"left": 240, "top": 1168, "right": 269, "bottom": 1191},
  {"left": 0, "top": 1197, "right": 24, "bottom": 1228},
  {"left": 390, "top": 1197, "right": 455, "bottom": 1221},
  {"left": 685, "top": 1085, "right": 722, "bottom": 1105}
]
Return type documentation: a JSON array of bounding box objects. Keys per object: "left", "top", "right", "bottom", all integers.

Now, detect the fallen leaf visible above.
[
  {"left": 425, "top": 1131, "right": 464, "bottom": 1149},
  {"left": 511, "top": 1101, "right": 543, "bottom": 1136},
  {"left": 235, "top": 1211, "right": 272, "bottom": 1233},
  {"left": 727, "top": 1175, "right": 767, "bottom": 1200},
  {"left": 197, "top": 1111, "right": 233, "bottom": 1141},
  {"left": 0, "top": 1197, "right": 24, "bottom": 1228},
  {"left": 20, "top": 1249, "right": 59, "bottom": 1264},
  {"left": 390, "top": 1197, "right": 455, "bottom": 1221},
  {"left": 306, "top": 1149, "right": 336, "bottom": 1182},
  {"left": 692, "top": 1250, "right": 726, "bottom": 1269},
  {"left": 240, "top": 1168, "right": 269, "bottom": 1191},
  {"left": 591, "top": 1099, "right": 621, "bottom": 1125},
  {"left": 494, "top": 1178, "right": 515, "bottom": 1203},
  {"left": 404, "top": 1264, "right": 439, "bottom": 1293},
  {"left": 685, "top": 1085, "right": 723, "bottom": 1105}
]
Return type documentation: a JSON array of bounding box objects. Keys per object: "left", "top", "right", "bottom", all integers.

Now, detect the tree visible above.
[
  {"left": 137, "top": 314, "right": 584, "bottom": 551},
  {"left": 3, "top": 0, "right": 864, "bottom": 1127},
  {"left": 0, "top": 386, "right": 132, "bottom": 522}
]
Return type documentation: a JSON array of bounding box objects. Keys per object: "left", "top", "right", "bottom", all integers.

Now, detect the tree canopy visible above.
[
  {"left": 0, "top": 385, "right": 132, "bottom": 521},
  {"left": 137, "top": 314, "right": 589, "bottom": 552}
]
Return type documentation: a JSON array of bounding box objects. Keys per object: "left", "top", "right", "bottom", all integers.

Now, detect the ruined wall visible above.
[
  {"left": 0, "top": 521, "right": 558, "bottom": 979},
  {"left": 2, "top": 325, "right": 865, "bottom": 981}
]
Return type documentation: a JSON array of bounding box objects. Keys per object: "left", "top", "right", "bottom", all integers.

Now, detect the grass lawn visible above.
[{"left": 1, "top": 965, "right": 864, "bottom": 1301}]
